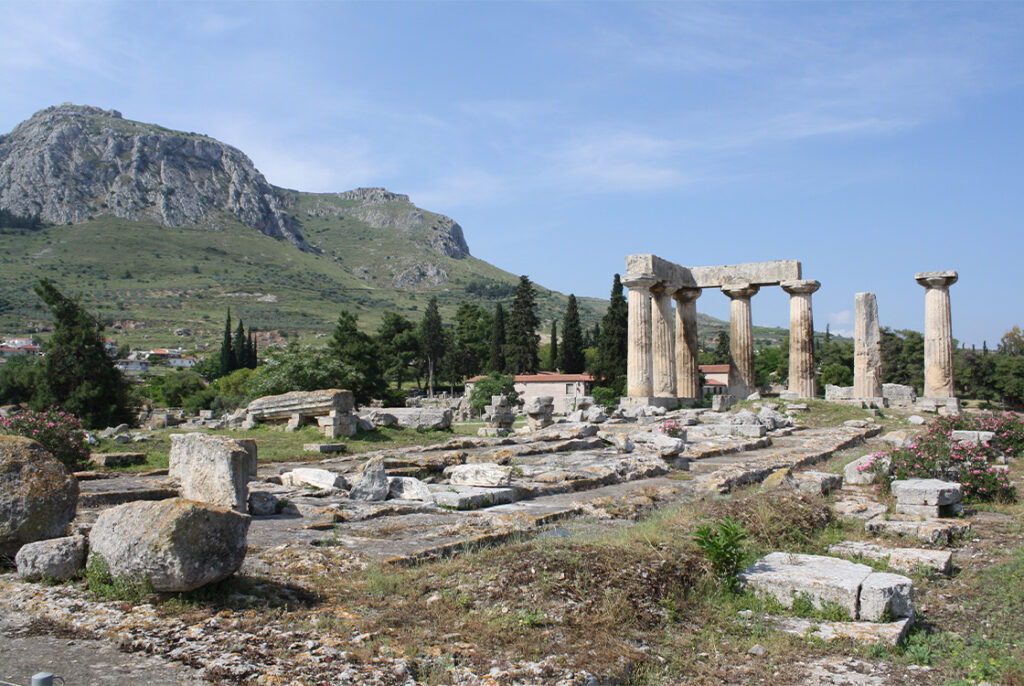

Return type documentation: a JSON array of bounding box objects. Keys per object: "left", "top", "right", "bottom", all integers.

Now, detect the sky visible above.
[{"left": 1, "top": 1, "right": 1022, "bottom": 346}]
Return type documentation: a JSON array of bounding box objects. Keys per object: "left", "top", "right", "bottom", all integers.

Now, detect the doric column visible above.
[
  {"left": 721, "top": 282, "right": 760, "bottom": 397},
  {"left": 781, "top": 279, "right": 820, "bottom": 399},
  {"left": 650, "top": 284, "right": 677, "bottom": 398},
  {"left": 623, "top": 274, "right": 657, "bottom": 398},
  {"left": 854, "top": 292, "right": 883, "bottom": 399},
  {"left": 916, "top": 271, "right": 958, "bottom": 398},
  {"left": 673, "top": 287, "right": 702, "bottom": 399}
]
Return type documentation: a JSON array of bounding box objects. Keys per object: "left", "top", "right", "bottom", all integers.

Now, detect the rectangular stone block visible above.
[
  {"left": 168, "top": 433, "right": 253, "bottom": 512},
  {"left": 430, "top": 486, "right": 516, "bottom": 510},
  {"left": 891, "top": 479, "right": 962, "bottom": 506},
  {"left": 895, "top": 502, "right": 963, "bottom": 518},
  {"left": 739, "top": 553, "right": 871, "bottom": 620},
  {"left": 705, "top": 424, "right": 767, "bottom": 438},
  {"left": 860, "top": 572, "right": 914, "bottom": 621},
  {"left": 625, "top": 255, "right": 801, "bottom": 288},
  {"left": 304, "top": 442, "right": 347, "bottom": 454}
]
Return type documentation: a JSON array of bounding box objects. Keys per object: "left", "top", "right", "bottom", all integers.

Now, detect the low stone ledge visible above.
[
  {"left": 828, "top": 540, "right": 952, "bottom": 575},
  {"left": 772, "top": 615, "right": 913, "bottom": 646},
  {"left": 89, "top": 452, "right": 146, "bottom": 468}
]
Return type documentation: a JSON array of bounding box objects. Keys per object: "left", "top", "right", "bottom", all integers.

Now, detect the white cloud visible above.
[{"left": 545, "top": 131, "right": 687, "bottom": 193}]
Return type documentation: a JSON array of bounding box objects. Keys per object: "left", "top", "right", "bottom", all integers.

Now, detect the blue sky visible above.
[{"left": 1, "top": 1, "right": 1022, "bottom": 346}]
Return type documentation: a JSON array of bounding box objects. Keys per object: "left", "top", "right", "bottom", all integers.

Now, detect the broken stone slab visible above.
[
  {"left": 247, "top": 388, "right": 355, "bottom": 420},
  {"left": 585, "top": 406, "right": 609, "bottom": 424},
  {"left": 704, "top": 424, "right": 766, "bottom": 438},
  {"left": 303, "top": 443, "right": 347, "bottom": 454},
  {"left": 387, "top": 407, "right": 453, "bottom": 431},
  {"left": 89, "top": 452, "right": 146, "bottom": 468},
  {"left": 828, "top": 541, "right": 953, "bottom": 575},
  {"left": 843, "top": 453, "right": 889, "bottom": 486},
  {"left": 772, "top": 616, "right": 913, "bottom": 647},
  {"left": 0, "top": 436, "right": 79, "bottom": 557},
  {"left": 430, "top": 485, "right": 516, "bottom": 510},
  {"left": 247, "top": 491, "right": 282, "bottom": 516},
  {"left": 865, "top": 516, "right": 971, "bottom": 544},
  {"left": 950, "top": 430, "right": 996, "bottom": 446},
  {"left": 844, "top": 420, "right": 870, "bottom": 429},
  {"left": 860, "top": 572, "right": 914, "bottom": 621},
  {"left": 891, "top": 479, "right": 962, "bottom": 506},
  {"left": 711, "top": 395, "right": 736, "bottom": 412},
  {"left": 791, "top": 471, "right": 843, "bottom": 495},
  {"left": 832, "top": 495, "right": 888, "bottom": 522},
  {"left": 281, "top": 468, "right": 348, "bottom": 491},
  {"left": 785, "top": 403, "right": 809, "bottom": 413},
  {"left": 15, "top": 534, "right": 87, "bottom": 581},
  {"left": 350, "top": 457, "right": 389, "bottom": 501},
  {"left": 739, "top": 553, "right": 870, "bottom": 620},
  {"left": 168, "top": 433, "right": 254, "bottom": 512},
  {"left": 478, "top": 427, "right": 511, "bottom": 437},
  {"left": 907, "top": 415, "right": 926, "bottom": 426},
  {"left": 445, "top": 463, "right": 514, "bottom": 487},
  {"left": 758, "top": 407, "right": 792, "bottom": 430},
  {"left": 387, "top": 476, "right": 433, "bottom": 501},
  {"left": 363, "top": 409, "right": 397, "bottom": 427},
  {"left": 879, "top": 430, "right": 913, "bottom": 448},
  {"left": 88, "top": 498, "right": 250, "bottom": 592},
  {"left": 894, "top": 502, "right": 964, "bottom": 518}
]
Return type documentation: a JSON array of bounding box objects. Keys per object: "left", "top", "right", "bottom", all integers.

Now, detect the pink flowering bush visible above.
[
  {"left": 0, "top": 408, "right": 89, "bottom": 469},
  {"left": 878, "top": 413, "right": 1021, "bottom": 503},
  {"left": 660, "top": 419, "right": 684, "bottom": 438}
]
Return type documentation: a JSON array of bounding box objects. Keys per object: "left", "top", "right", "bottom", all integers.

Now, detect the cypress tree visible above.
[
  {"left": 31, "top": 279, "right": 131, "bottom": 428},
  {"left": 559, "top": 294, "right": 585, "bottom": 374},
  {"left": 548, "top": 320, "right": 558, "bottom": 371},
  {"left": 595, "top": 274, "right": 628, "bottom": 386},
  {"left": 247, "top": 329, "right": 258, "bottom": 368},
  {"left": 506, "top": 275, "right": 539, "bottom": 374},
  {"left": 232, "top": 319, "right": 247, "bottom": 371},
  {"left": 488, "top": 303, "right": 506, "bottom": 373},
  {"left": 419, "top": 297, "right": 445, "bottom": 396},
  {"left": 219, "top": 309, "right": 233, "bottom": 377}
]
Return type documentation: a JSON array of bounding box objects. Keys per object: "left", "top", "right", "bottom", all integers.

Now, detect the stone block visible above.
[
  {"left": 894, "top": 502, "right": 963, "bottom": 518},
  {"left": 0, "top": 436, "right": 79, "bottom": 557},
  {"left": 950, "top": 430, "right": 995, "bottom": 446},
  {"left": 247, "top": 491, "right": 281, "bottom": 516},
  {"left": 882, "top": 383, "right": 917, "bottom": 409},
  {"left": 705, "top": 424, "right": 766, "bottom": 438},
  {"left": 711, "top": 395, "right": 736, "bottom": 412},
  {"left": 825, "top": 385, "right": 855, "bottom": 401},
  {"left": 914, "top": 397, "right": 962, "bottom": 416},
  {"left": 430, "top": 485, "right": 516, "bottom": 510},
  {"left": 247, "top": 389, "right": 355, "bottom": 420},
  {"left": 791, "top": 471, "right": 843, "bottom": 495},
  {"left": 387, "top": 407, "right": 453, "bottom": 431},
  {"left": 844, "top": 454, "right": 889, "bottom": 486},
  {"left": 773, "top": 616, "right": 913, "bottom": 646},
  {"left": 907, "top": 415, "right": 926, "bottom": 425},
  {"left": 169, "top": 433, "right": 253, "bottom": 512},
  {"left": 89, "top": 452, "right": 146, "bottom": 468},
  {"left": 15, "top": 535, "right": 87, "bottom": 581},
  {"left": 891, "top": 479, "right": 962, "bottom": 506},
  {"left": 303, "top": 442, "right": 347, "bottom": 454},
  {"left": 859, "top": 572, "right": 914, "bottom": 621},
  {"left": 445, "top": 463, "right": 514, "bottom": 487},
  {"left": 282, "top": 468, "right": 348, "bottom": 491},
  {"left": 477, "top": 427, "right": 511, "bottom": 437},
  {"left": 388, "top": 476, "right": 433, "bottom": 501},
  {"left": 828, "top": 540, "right": 952, "bottom": 575},
  {"left": 350, "top": 457, "right": 390, "bottom": 501},
  {"left": 880, "top": 430, "right": 913, "bottom": 448},
  {"left": 739, "top": 553, "right": 870, "bottom": 620}
]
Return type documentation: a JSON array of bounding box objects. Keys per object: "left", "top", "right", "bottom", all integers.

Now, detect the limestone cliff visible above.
[{"left": 0, "top": 104, "right": 310, "bottom": 250}]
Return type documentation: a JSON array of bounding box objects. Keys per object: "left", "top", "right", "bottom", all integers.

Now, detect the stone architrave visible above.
[
  {"left": 781, "top": 280, "right": 820, "bottom": 399},
  {"left": 853, "top": 292, "right": 882, "bottom": 399},
  {"left": 650, "top": 284, "right": 677, "bottom": 398},
  {"left": 915, "top": 271, "right": 958, "bottom": 398},
  {"left": 623, "top": 274, "right": 657, "bottom": 398},
  {"left": 673, "top": 287, "right": 702, "bottom": 399},
  {"left": 721, "top": 282, "right": 760, "bottom": 397}
]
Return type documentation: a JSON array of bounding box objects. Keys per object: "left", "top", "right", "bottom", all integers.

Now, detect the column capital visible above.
[
  {"left": 672, "top": 286, "right": 702, "bottom": 303},
  {"left": 622, "top": 273, "right": 659, "bottom": 290},
  {"left": 721, "top": 281, "right": 760, "bottom": 300},
  {"left": 781, "top": 279, "right": 820, "bottom": 296},
  {"left": 915, "top": 271, "right": 958, "bottom": 289}
]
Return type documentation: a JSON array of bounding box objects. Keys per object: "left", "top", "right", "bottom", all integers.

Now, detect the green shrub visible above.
[
  {"left": 0, "top": 409, "right": 89, "bottom": 469},
  {"left": 591, "top": 386, "right": 620, "bottom": 411},
  {"left": 693, "top": 516, "right": 747, "bottom": 589},
  {"left": 84, "top": 554, "right": 153, "bottom": 603},
  {"left": 468, "top": 374, "right": 518, "bottom": 415}
]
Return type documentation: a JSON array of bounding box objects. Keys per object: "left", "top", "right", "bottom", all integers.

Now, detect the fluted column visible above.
[
  {"left": 673, "top": 287, "right": 702, "bottom": 399},
  {"left": 781, "top": 279, "right": 820, "bottom": 399},
  {"left": 623, "top": 274, "right": 657, "bottom": 398},
  {"left": 853, "top": 292, "right": 883, "bottom": 399},
  {"left": 916, "top": 271, "right": 958, "bottom": 398},
  {"left": 721, "top": 282, "right": 759, "bottom": 397},
  {"left": 650, "top": 284, "right": 677, "bottom": 398}
]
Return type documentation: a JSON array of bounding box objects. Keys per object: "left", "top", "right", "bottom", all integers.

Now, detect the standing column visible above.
[
  {"left": 853, "top": 292, "right": 883, "bottom": 399},
  {"left": 623, "top": 274, "right": 657, "bottom": 399},
  {"left": 721, "top": 282, "right": 760, "bottom": 397},
  {"left": 916, "top": 271, "right": 958, "bottom": 398},
  {"left": 673, "top": 287, "right": 702, "bottom": 399},
  {"left": 650, "top": 284, "right": 677, "bottom": 399},
  {"left": 781, "top": 279, "right": 820, "bottom": 399}
]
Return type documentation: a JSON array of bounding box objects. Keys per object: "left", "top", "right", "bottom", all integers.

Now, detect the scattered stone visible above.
[
  {"left": 785, "top": 403, "right": 809, "bottom": 413},
  {"left": 282, "top": 468, "right": 348, "bottom": 491},
  {"left": 0, "top": 436, "right": 79, "bottom": 557},
  {"left": 791, "top": 471, "right": 843, "bottom": 495},
  {"left": 950, "top": 430, "right": 996, "bottom": 446},
  {"left": 388, "top": 476, "right": 433, "bottom": 501},
  {"left": 303, "top": 443, "right": 347, "bottom": 454},
  {"left": 364, "top": 410, "right": 397, "bottom": 427},
  {"left": 880, "top": 430, "right": 913, "bottom": 448},
  {"left": 350, "top": 457, "right": 390, "bottom": 501},
  {"left": 445, "top": 463, "right": 514, "bottom": 487},
  {"left": 711, "top": 395, "right": 736, "bottom": 412},
  {"left": 704, "top": 424, "right": 766, "bottom": 438},
  {"left": 15, "top": 534, "right": 87, "bottom": 581},
  {"left": 168, "top": 433, "right": 254, "bottom": 512},
  {"left": 387, "top": 407, "right": 453, "bottom": 431},
  {"left": 844, "top": 420, "right": 869, "bottom": 429},
  {"left": 844, "top": 453, "right": 888, "bottom": 486},
  {"left": 89, "top": 452, "right": 146, "bottom": 468},
  {"left": 604, "top": 433, "right": 635, "bottom": 453},
  {"left": 357, "top": 417, "right": 376, "bottom": 432},
  {"left": 859, "top": 572, "right": 914, "bottom": 621},
  {"left": 247, "top": 491, "right": 281, "bottom": 516},
  {"left": 523, "top": 396, "right": 554, "bottom": 431},
  {"left": 585, "top": 406, "right": 609, "bottom": 424},
  {"left": 747, "top": 644, "right": 767, "bottom": 656},
  {"left": 828, "top": 541, "right": 952, "bottom": 575},
  {"left": 430, "top": 485, "right": 516, "bottom": 510},
  {"left": 772, "top": 616, "right": 913, "bottom": 646},
  {"left": 88, "top": 498, "right": 250, "bottom": 592},
  {"left": 907, "top": 415, "right": 926, "bottom": 425}
]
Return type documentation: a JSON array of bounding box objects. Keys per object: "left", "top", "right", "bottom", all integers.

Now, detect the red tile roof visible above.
[
  {"left": 700, "top": 364, "right": 731, "bottom": 373},
  {"left": 466, "top": 372, "right": 595, "bottom": 383}
]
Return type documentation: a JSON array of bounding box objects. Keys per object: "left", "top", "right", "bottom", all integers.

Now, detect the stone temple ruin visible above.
[{"left": 622, "top": 254, "right": 820, "bottom": 405}]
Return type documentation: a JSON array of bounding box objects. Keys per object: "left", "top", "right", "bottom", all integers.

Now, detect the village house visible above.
[
  {"left": 115, "top": 359, "right": 150, "bottom": 373},
  {"left": 167, "top": 356, "right": 198, "bottom": 369},
  {"left": 465, "top": 371, "right": 595, "bottom": 414},
  {"left": 700, "top": 364, "right": 729, "bottom": 396}
]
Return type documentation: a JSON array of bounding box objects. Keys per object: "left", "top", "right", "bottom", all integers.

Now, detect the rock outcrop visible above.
[
  {"left": 0, "top": 104, "right": 309, "bottom": 250},
  {"left": 0, "top": 436, "right": 79, "bottom": 557}
]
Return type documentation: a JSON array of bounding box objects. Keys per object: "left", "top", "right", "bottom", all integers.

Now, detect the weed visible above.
[
  {"left": 84, "top": 554, "right": 153, "bottom": 604},
  {"left": 693, "top": 516, "right": 747, "bottom": 589}
]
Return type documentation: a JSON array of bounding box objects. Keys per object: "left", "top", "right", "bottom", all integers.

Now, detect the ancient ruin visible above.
[
  {"left": 244, "top": 389, "right": 357, "bottom": 438},
  {"left": 623, "top": 255, "right": 817, "bottom": 405},
  {"left": 916, "top": 270, "right": 960, "bottom": 413}
]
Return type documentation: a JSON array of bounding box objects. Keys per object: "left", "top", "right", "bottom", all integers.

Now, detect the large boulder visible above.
[
  {"left": 350, "top": 456, "right": 389, "bottom": 501},
  {"left": 89, "top": 498, "right": 250, "bottom": 592},
  {"left": 16, "top": 535, "right": 86, "bottom": 581},
  {"left": 0, "top": 436, "right": 79, "bottom": 557},
  {"left": 168, "top": 433, "right": 255, "bottom": 512}
]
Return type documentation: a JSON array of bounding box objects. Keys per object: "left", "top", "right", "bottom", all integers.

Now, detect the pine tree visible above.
[
  {"left": 328, "top": 310, "right": 387, "bottom": 404},
  {"left": 506, "top": 275, "right": 539, "bottom": 374},
  {"left": 559, "top": 294, "right": 585, "bottom": 374},
  {"left": 595, "top": 274, "right": 628, "bottom": 387},
  {"left": 419, "top": 297, "right": 445, "bottom": 396},
  {"left": 548, "top": 320, "right": 559, "bottom": 371},
  {"left": 232, "top": 319, "right": 247, "bottom": 371},
  {"left": 219, "top": 309, "right": 233, "bottom": 377},
  {"left": 31, "top": 279, "right": 131, "bottom": 429},
  {"left": 488, "top": 303, "right": 506, "bottom": 373},
  {"left": 247, "top": 330, "right": 258, "bottom": 368}
]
